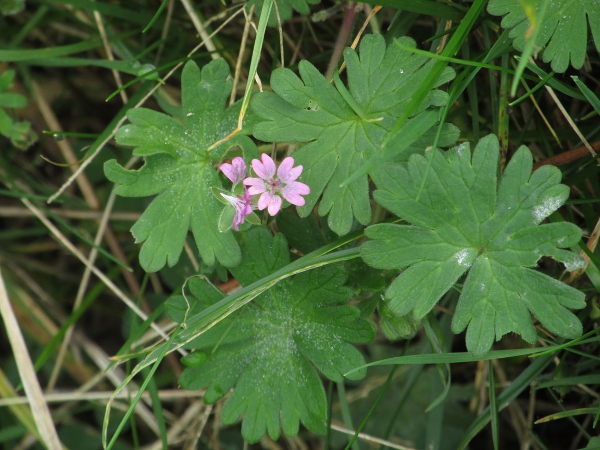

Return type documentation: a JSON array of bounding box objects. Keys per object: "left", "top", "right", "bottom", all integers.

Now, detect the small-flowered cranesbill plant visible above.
[{"left": 214, "top": 155, "right": 310, "bottom": 231}]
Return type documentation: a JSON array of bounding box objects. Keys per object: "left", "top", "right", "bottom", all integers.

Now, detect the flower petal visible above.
[
  {"left": 233, "top": 209, "right": 244, "bottom": 231},
  {"left": 219, "top": 163, "right": 236, "bottom": 184},
  {"left": 252, "top": 154, "right": 276, "bottom": 180},
  {"left": 220, "top": 192, "right": 239, "bottom": 207},
  {"left": 282, "top": 191, "right": 306, "bottom": 206},
  {"left": 284, "top": 181, "right": 310, "bottom": 196},
  {"left": 257, "top": 192, "right": 271, "bottom": 211},
  {"left": 257, "top": 191, "right": 282, "bottom": 215},
  {"left": 277, "top": 157, "right": 294, "bottom": 180},
  {"left": 221, "top": 189, "right": 253, "bottom": 231},
  {"left": 231, "top": 157, "right": 247, "bottom": 181},
  {"left": 243, "top": 177, "right": 264, "bottom": 187},
  {"left": 281, "top": 181, "right": 310, "bottom": 206},
  {"left": 267, "top": 194, "right": 282, "bottom": 216},
  {"left": 244, "top": 177, "right": 267, "bottom": 195},
  {"left": 220, "top": 157, "right": 247, "bottom": 185},
  {"left": 278, "top": 157, "right": 303, "bottom": 184},
  {"left": 261, "top": 154, "right": 277, "bottom": 177},
  {"left": 242, "top": 189, "right": 254, "bottom": 215},
  {"left": 281, "top": 165, "right": 303, "bottom": 184}
]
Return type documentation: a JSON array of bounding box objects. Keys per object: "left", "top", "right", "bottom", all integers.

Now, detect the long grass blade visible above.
[{"left": 489, "top": 361, "right": 499, "bottom": 450}]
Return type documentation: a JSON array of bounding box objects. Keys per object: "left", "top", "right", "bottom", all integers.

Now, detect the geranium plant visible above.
[
  {"left": 5, "top": 0, "right": 600, "bottom": 449},
  {"left": 94, "top": 0, "right": 595, "bottom": 448}
]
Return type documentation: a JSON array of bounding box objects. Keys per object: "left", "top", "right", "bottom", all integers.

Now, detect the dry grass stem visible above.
[
  {"left": 93, "top": 10, "right": 128, "bottom": 104},
  {"left": 230, "top": 5, "right": 254, "bottom": 106},
  {"left": 46, "top": 190, "right": 118, "bottom": 391},
  {"left": 185, "top": 403, "right": 213, "bottom": 450},
  {"left": 0, "top": 269, "right": 63, "bottom": 450},
  {"left": 154, "top": 0, "right": 175, "bottom": 66},
  {"left": 0, "top": 389, "right": 203, "bottom": 406},
  {"left": 180, "top": 0, "right": 219, "bottom": 58},
  {"left": 329, "top": 421, "right": 416, "bottom": 450},
  {"left": 21, "top": 198, "right": 173, "bottom": 345},
  {"left": 0, "top": 206, "right": 140, "bottom": 221},
  {"left": 141, "top": 401, "right": 206, "bottom": 450},
  {"left": 541, "top": 73, "right": 598, "bottom": 158}
]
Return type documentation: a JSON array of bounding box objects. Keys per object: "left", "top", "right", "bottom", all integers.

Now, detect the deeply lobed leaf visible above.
[
  {"left": 488, "top": 0, "right": 600, "bottom": 72},
  {"left": 361, "top": 134, "right": 586, "bottom": 355},
  {"left": 252, "top": 34, "right": 458, "bottom": 236},
  {"left": 173, "top": 227, "right": 375, "bottom": 442},
  {"left": 105, "top": 60, "right": 257, "bottom": 272}
]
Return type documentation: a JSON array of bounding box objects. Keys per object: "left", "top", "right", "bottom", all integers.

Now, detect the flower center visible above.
[{"left": 266, "top": 177, "right": 282, "bottom": 194}]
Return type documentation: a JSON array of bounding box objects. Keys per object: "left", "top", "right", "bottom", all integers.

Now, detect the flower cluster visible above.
[{"left": 217, "top": 155, "right": 310, "bottom": 231}]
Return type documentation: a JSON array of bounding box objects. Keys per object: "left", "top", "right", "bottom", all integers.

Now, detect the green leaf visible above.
[
  {"left": 0, "top": 70, "right": 36, "bottom": 149},
  {"left": 105, "top": 59, "right": 258, "bottom": 272},
  {"left": 218, "top": 205, "right": 235, "bottom": 233},
  {"left": 361, "top": 134, "right": 586, "bottom": 355},
  {"left": 253, "top": 34, "right": 458, "bottom": 235},
  {"left": 572, "top": 76, "right": 600, "bottom": 115},
  {"left": 276, "top": 209, "right": 336, "bottom": 254},
  {"left": 176, "top": 227, "right": 375, "bottom": 442},
  {"left": 8, "top": 120, "right": 37, "bottom": 150},
  {"left": 248, "top": 0, "right": 320, "bottom": 26},
  {"left": 0, "top": 92, "right": 27, "bottom": 109},
  {"left": 586, "top": 436, "right": 600, "bottom": 449},
  {"left": 0, "top": 70, "right": 16, "bottom": 91},
  {"left": 488, "top": 0, "right": 600, "bottom": 72}
]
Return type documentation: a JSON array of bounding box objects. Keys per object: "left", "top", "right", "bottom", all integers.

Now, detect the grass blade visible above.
[{"left": 489, "top": 361, "right": 499, "bottom": 450}]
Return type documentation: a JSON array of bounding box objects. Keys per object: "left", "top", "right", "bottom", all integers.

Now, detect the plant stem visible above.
[{"left": 326, "top": 1, "right": 359, "bottom": 80}]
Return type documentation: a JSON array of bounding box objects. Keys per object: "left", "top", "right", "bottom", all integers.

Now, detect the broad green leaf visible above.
[
  {"left": 174, "top": 227, "right": 375, "bottom": 443},
  {"left": 361, "top": 134, "right": 586, "bottom": 355},
  {"left": 276, "top": 209, "right": 336, "bottom": 254},
  {"left": 248, "top": 0, "right": 319, "bottom": 26},
  {"left": 488, "top": 0, "right": 600, "bottom": 72},
  {"left": 586, "top": 436, "right": 600, "bottom": 449},
  {"left": 253, "top": 34, "right": 458, "bottom": 236},
  {"left": 105, "top": 59, "right": 257, "bottom": 272}
]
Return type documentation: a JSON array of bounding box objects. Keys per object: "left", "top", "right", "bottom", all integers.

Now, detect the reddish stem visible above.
[
  {"left": 325, "top": 2, "right": 359, "bottom": 80},
  {"left": 533, "top": 141, "right": 600, "bottom": 171}
]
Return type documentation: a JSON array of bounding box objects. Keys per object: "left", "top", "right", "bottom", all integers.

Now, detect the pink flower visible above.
[
  {"left": 221, "top": 188, "right": 253, "bottom": 231},
  {"left": 244, "top": 154, "right": 310, "bottom": 216},
  {"left": 220, "top": 157, "right": 247, "bottom": 186}
]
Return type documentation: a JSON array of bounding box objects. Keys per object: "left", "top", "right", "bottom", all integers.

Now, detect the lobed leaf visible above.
[
  {"left": 252, "top": 34, "right": 458, "bottom": 236},
  {"left": 361, "top": 134, "right": 586, "bottom": 355},
  {"left": 488, "top": 0, "right": 600, "bottom": 72},
  {"left": 105, "top": 59, "right": 257, "bottom": 272},
  {"left": 175, "top": 227, "right": 375, "bottom": 442}
]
